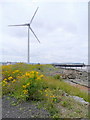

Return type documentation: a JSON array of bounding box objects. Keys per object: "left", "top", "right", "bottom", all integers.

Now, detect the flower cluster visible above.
[
  {"left": 23, "top": 89, "right": 28, "bottom": 94},
  {"left": 44, "top": 89, "right": 58, "bottom": 103},
  {"left": 2, "top": 66, "right": 45, "bottom": 100},
  {"left": 2, "top": 69, "right": 22, "bottom": 87},
  {"left": 2, "top": 76, "right": 17, "bottom": 87},
  {"left": 2, "top": 79, "right": 8, "bottom": 87},
  {"left": 22, "top": 71, "right": 44, "bottom": 96},
  {"left": 22, "top": 82, "right": 30, "bottom": 94},
  {"left": 2, "top": 69, "right": 22, "bottom": 81},
  {"left": 24, "top": 71, "right": 44, "bottom": 79}
]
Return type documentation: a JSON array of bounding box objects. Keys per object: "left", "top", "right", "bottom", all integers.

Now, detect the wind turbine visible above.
[{"left": 8, "top": 7, "right": 40, "bottom": 63}]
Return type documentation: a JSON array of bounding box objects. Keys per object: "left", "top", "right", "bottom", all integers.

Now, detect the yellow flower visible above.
[
  {"left": 22, "top": 75, "right": 25, "bottom": 78},
  {"left": 31, "top": 71, "right": 34, "bottom": 74},
  {"left": 8, "top": 76, "right": 13, "bottom": 80},
  {"left": 3, "top": 80, "right": 7, "bottom": 84},
  {"left": 44, "top": 89, "right": 47, "bottom": 92},
  {"left": 36, "top": 72, "right": 38, "bottom": 74},
  {"left": 52, "top": 95, "right": 55, "bottom": 98},
  {"left": 2, "top": 80, "right": 8, "bottom": 86},
  {"left": 40, "top": 75, "right": 44, "bottom": 78},
  {"left": 3, "top": 84, "right": 5, "bottom": 87},
  {"left": 27, "top": 83, "right": 30, "bottom": 86},
  {"left": 14, "top": 70, "right": 19, "bottom": 73},
  {"left": 50, "top": 95, "right": 55, "bottom": 98},
  {"left": 37, "top": 77, "right": 41, "bottom": 80},
  {"left": 45, "top": 94, "right": 48, "bottom": 96},
  {"left": 23, "top": 90, "right": 28, "bottom": 94},
  {"left": 25, "top": 72, "right": 30, "bottom": 77},
  {"left": 4, "top": 78, "right": 7, "bottom": 81},
  {"left": 12, "top": 79, "right": 16, "bottom": 83},
  {"left": 22, "top": 85, "right": 27, "bottom": 88}
]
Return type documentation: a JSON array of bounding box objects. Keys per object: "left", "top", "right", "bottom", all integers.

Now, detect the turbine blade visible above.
[
  {"left": 8, "top": 24, "right": 28, "bottom": 27},
  {"left": 30, "top": 7, "right": 39, "bottom": 25},
  {"left": 29, "top": 26, "right": 40, "bottom": 43}
]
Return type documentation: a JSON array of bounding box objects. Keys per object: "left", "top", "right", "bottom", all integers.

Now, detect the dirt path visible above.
[{"left": 65, "top": 80, "right": 89, "bottom": 93}]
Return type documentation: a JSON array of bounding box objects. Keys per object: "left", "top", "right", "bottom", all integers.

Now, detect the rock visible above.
[
  {"left": 61, "top": 74, "right": 68, "bottom": 79},
  {"left": 68, "top": 74, "right": 76, "bottom": 79},
  {"left": 69, "top": 96, "right": 89, "bottom": 105},
  {"left": 79, "top": 72, "right": 82, "bottom": 75}
]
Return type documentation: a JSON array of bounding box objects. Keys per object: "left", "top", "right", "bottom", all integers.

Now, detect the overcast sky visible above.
[{"left": 0, "top": 0, "right": 89, "bottom": 64}]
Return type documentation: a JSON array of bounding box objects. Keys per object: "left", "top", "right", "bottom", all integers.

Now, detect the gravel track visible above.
[{"left": 2, "top": 95, "right": 50, "bottom": 118}]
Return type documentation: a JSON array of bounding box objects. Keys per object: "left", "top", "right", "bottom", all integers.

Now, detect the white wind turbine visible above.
[{"left": 8, "top": 7, "right": 40, "bottom": 63}]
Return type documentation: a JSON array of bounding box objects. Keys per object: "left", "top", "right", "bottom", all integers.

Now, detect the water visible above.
[{"left": 67, "top": 66, "right": 89, "bottom": 72}]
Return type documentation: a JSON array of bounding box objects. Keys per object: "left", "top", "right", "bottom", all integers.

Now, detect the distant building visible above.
[{"left": 1, "top": 62, "right": 17, "bottom": 65}]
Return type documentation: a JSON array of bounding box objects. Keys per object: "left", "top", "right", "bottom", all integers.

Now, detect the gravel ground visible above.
[{"left": 2, "top": 95, "right": 50, "bottom": 118}]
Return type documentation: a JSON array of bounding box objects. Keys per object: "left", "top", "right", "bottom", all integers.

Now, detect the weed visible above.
[
  {"left": 54, "top": 74, "right": 62, "bottom": 81},
  {"left": 60, "top": 101, "right": 68, "bottom": 107}
]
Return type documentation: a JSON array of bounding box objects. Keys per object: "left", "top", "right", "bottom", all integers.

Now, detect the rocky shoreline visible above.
[{"left": 53, "top": 67, "right": 89, "bottom": 87}]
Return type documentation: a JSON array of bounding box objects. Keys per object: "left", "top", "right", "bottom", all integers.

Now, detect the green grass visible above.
[{"left": 43, "top": 76, "right": 89, "bottom": 102}]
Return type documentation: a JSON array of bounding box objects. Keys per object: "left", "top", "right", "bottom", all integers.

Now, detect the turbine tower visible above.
[{"left": 8, "top": 7, "right": 40, "bottom": 63}]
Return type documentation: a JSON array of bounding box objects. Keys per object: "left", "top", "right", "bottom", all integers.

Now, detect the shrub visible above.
[
  {"left": 53, "top": 74, "right": 63, "bottom": 81},
  {"left": 21, "top": 71, "right": 46, "bottom": 100},
  {"left": 2, "top": 70, "right": 46, "bottom": 101}
]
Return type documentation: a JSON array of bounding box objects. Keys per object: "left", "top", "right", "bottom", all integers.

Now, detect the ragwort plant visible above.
[
  {"left": 2, "top": 69, "right": 46, "bottom": 101},
  {"left": 21, "top": 71, "right": 46, "bottom": 100},
  {"left": 37, "top": 88, "right": 60, "bottom": 118}
]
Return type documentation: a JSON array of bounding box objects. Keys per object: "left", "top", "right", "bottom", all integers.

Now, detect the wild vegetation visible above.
[{"left": 1, "top": 63, "right": 89, "bottom": 118}]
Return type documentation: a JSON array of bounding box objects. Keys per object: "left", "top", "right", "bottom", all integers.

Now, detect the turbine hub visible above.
[{"left": 27, "top": 23, "right": 30, "bottom": 26}]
